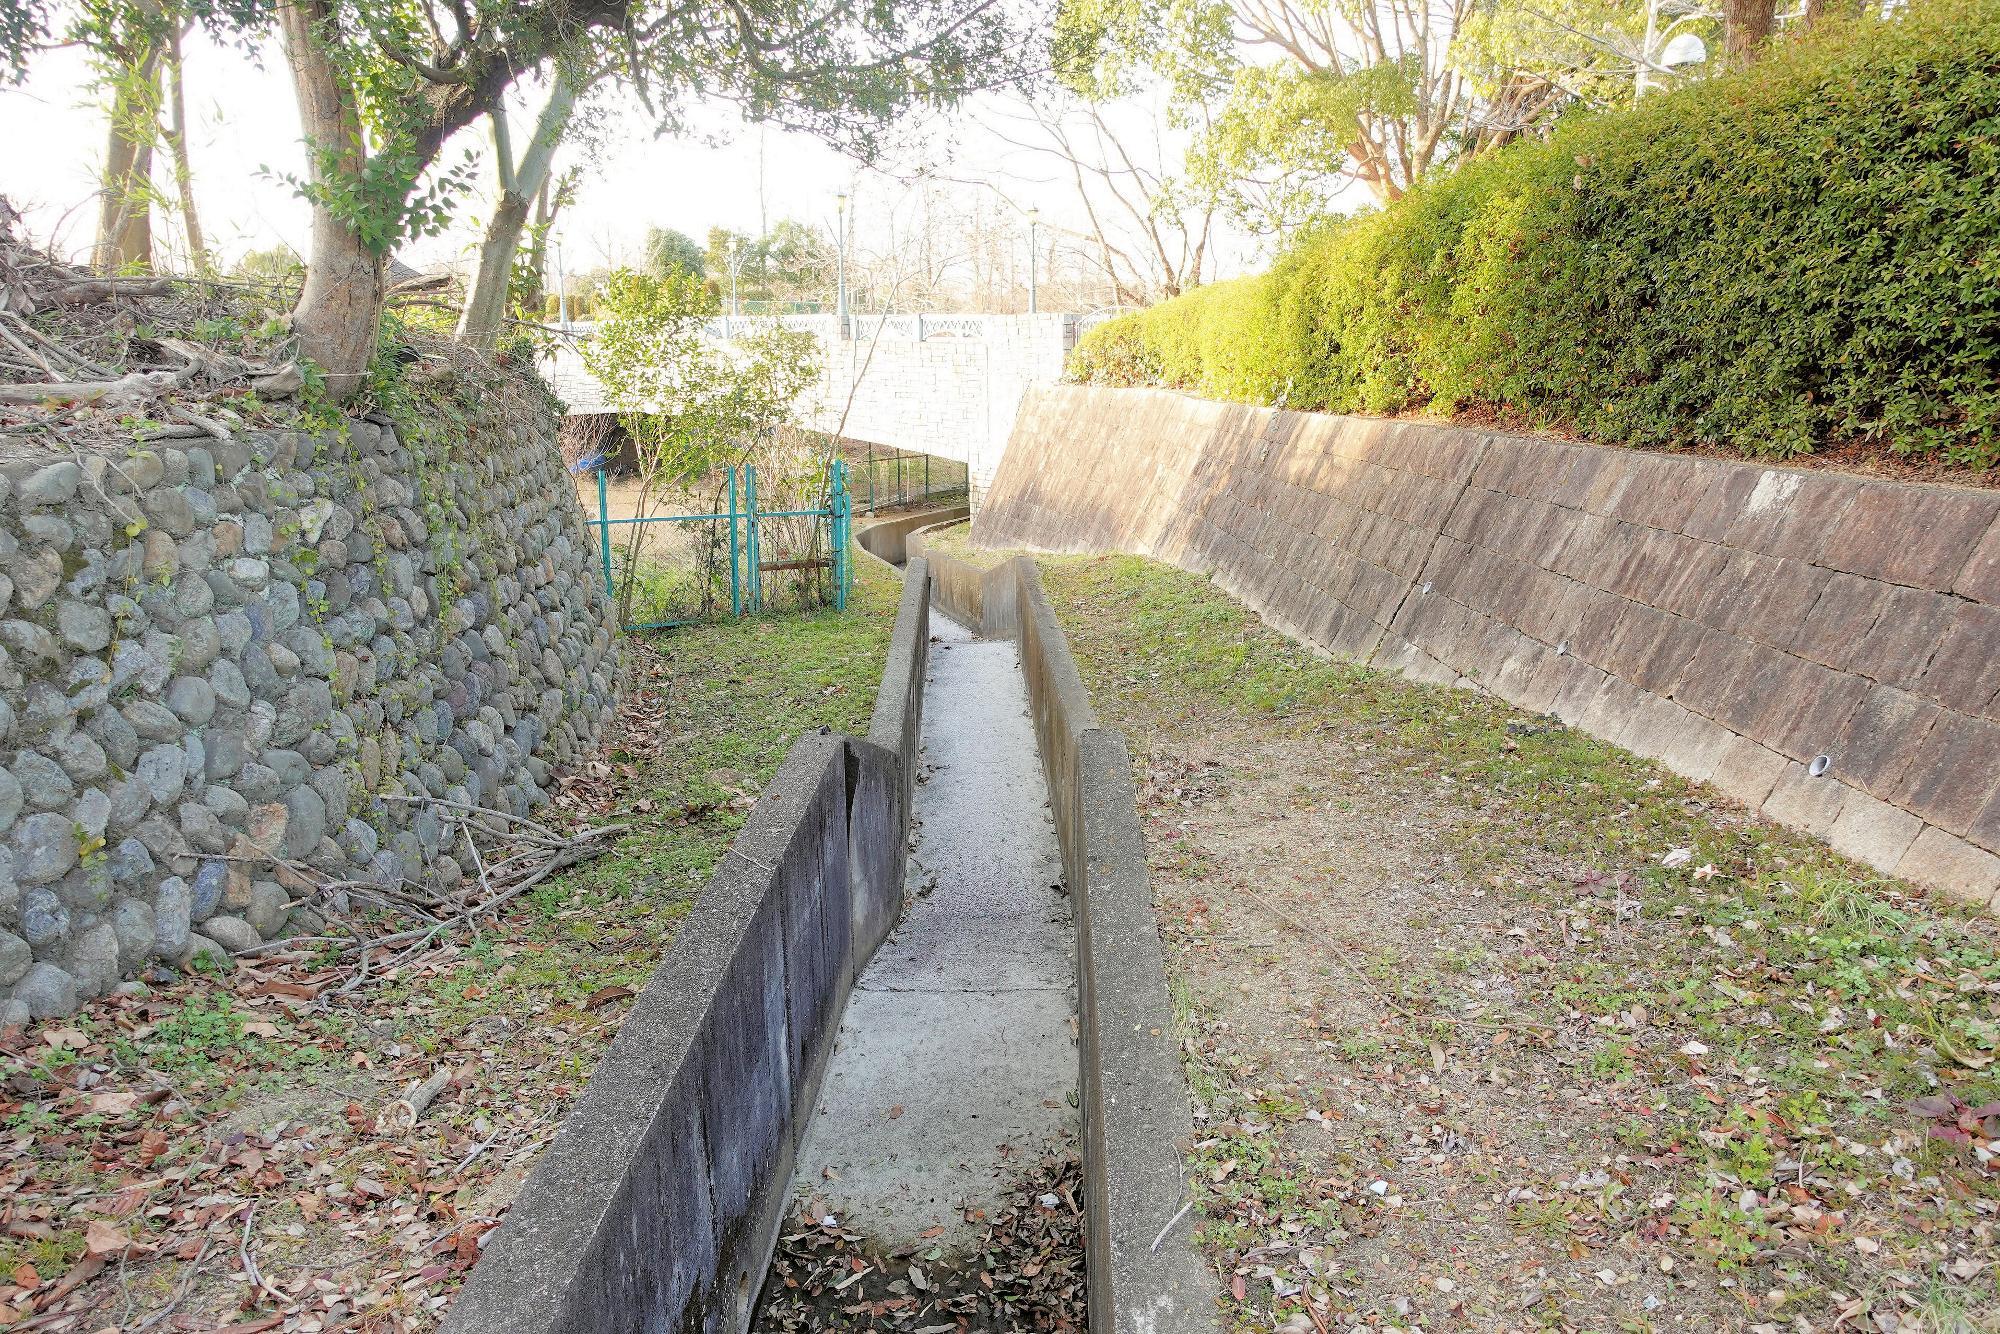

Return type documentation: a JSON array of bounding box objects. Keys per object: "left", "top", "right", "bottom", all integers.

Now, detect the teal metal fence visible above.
[
  {"left": 586, "top": 459, "right": 852, "bottom": 631},
  {"left": 852, "top": 445, "right": 968, "bottom": 514}
]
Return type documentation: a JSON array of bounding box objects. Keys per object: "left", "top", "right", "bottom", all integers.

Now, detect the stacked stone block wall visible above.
[
  {"left": 0, "top": 372, "right": 618, "bottom": 1023},
  {"left": 976, "top": 385, "right": 2000, "bottom": 909}
]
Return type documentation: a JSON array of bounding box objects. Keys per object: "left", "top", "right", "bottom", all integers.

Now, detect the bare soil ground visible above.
[{"left": 1032, "top": 551, "right": 2000, "bottom": 1334}]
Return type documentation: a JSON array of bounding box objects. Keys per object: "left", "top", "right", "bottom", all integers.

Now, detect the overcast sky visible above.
[
  {"left": 0, "top": 30, "right": 1270, "bottom": 290},
  {"left": 1, "top": 35, "right": 868, "bottom": 269}
]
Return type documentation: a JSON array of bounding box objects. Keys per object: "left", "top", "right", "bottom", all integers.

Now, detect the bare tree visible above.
[{"left": 975, "top": 94, "right": 1214, "bottom": 304}]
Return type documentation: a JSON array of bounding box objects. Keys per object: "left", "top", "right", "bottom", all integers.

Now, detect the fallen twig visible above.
[{"left": 377, "top": 1065, "right": 455, "bottom": 1135}]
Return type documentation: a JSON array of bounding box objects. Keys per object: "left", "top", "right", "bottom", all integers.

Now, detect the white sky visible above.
[
  {"left": 0, "top": 30, "right": 1268, "bottom": 287},
  {"left": 0, "top": 34, "right": 864, "bottom": 270}
]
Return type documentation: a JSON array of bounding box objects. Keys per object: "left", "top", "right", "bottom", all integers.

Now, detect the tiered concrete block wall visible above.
[
  {"left": 975, "top": 385, "right": 2000, "bottom": 909},
  {"left": 1, "top": 372, "right": 619, "bottom": 1022}
]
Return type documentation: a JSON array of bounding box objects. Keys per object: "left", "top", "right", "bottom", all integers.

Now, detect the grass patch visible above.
[
  {"left": 0, "top": 549, "right": 903, "bottom": 1328},
  {"left": 914, "top": 520, "right": 1011, "bottom": 570},
  {"left": 1034, "top": 552, "right": 2000, "bottom": 1332}
]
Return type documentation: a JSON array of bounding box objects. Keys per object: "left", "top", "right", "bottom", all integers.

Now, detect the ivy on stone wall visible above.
[{"left": 1070, "top": 0, "right": 2000, "bottom": 468}]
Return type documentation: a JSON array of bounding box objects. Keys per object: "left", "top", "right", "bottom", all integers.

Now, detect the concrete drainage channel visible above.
[
  {"left": 443, "top": 508, "right": 1216, "bottom": 1334},
  {"left": 755, "top": 603, "right": 1082, "bottom": 1329}
]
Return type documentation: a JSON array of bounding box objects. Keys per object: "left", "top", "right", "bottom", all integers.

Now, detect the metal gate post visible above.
[
  {"left": 832, "top": 459, "right": 851, "bottom": 611},
  {"left": 745, "top": 465, "right": 761, "bottom": 614},
  {"left": 728, "top": 467, "right": 742, "bottom": 618},
  {"left": 595, "top": 464, "right": 614, "bottom": 602}
]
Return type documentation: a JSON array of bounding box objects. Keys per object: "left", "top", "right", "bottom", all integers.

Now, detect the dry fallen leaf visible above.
[{"left": 83, "top": 1220, "right": 131, "bottom": 1257}]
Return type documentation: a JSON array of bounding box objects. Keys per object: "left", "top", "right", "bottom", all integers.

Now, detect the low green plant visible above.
[{"left": 144, "top": 994, "right": 247, "bottom": 1070}]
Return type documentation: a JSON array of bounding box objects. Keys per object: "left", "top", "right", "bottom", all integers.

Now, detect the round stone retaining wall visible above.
[{"left": 0, "top": 368, "right": 618, "bottom": 1023}]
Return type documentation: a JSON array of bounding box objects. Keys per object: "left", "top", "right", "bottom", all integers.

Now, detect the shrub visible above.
[{"left": 1070, "top": 0, "right": 2000, "bottom": 467}]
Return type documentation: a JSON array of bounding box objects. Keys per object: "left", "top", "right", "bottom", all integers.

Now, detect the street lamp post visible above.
[
  {"left": 726, "top": 237, "right": 741, "bottom": 317},
  {"left": 1027, "top": 208, "right": 1040, "bottom": 315},
  {"left": 834, "top": 192, "right": 850, "bottom": 329},
  {"left": 554, "top": 239, "right": 568, "bottom": 326}
]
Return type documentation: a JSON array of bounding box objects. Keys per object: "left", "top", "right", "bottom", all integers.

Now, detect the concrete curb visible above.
[
  {"left": 854, "top": 504, "right": 969, "bottom": 569},
  {"left": 920, "top": 545, "right": 1222, "bottom": 1334},
  {"left": 907, "top": 522, "right": 1022, "bottom": 638},
  {"left": 444, "top": 564, "right": 934, "bottom": 1334}
]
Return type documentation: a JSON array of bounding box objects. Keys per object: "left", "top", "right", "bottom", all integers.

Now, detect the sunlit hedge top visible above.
[{"left": 1070, "top": 0, "right": 2000, "bottom": 468}]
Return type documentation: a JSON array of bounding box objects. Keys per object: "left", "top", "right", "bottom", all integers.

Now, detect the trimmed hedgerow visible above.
[{"left": 1071, "top": 0, "right": 2000, "bottom": 467}]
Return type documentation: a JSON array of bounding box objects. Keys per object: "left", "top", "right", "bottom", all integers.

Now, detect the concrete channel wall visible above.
[
  {"left": 977, "top": 384, "right": 2000, "bottom": 909},
  {"left": 912, "top": 533, "right": 1221, "bottom": 1334},
  {"left": 850, "top": 504, "right": 968, "bottom": 567},
  {"left": 443, "top": 551, "right": 933, "bottom": 1333}
]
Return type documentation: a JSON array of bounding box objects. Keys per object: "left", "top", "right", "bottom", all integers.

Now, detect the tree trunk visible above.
[
  {"left": 162, "top": 25, "right": 208, "bottom": 275},
  {"left": 280, "top": 0, "right": 380, "bottom": 400},
  {"left": 1800, "top": 0, "right": 1869, "bottom": 28},
  {"left": 456, "top": 69, "right": 582, "bottom": 350},
  {"left": 1725, "top": 0, "right": 1777, "bottom": 65},
  {"left": 458, "top": 195, "right": 533, "bottom": 350},
  {"left": 519, "top": 175, "right": 557, "bottom": 315},
  {"left": 95, "top": 42, "right": 162, "bottom": 272}
]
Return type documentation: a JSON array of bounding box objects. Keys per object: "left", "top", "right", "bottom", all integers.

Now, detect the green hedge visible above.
[{"left": 1071, "top": 0, "right": 2000, "bottom": 467}]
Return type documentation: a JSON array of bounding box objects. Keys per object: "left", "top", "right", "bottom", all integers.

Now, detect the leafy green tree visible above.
[
  {"left": 700, "top": 221, "right": 833, "bottom": 309},
  {"left": 60, "top": 0, "right": 265, "bottom": 271},
  {"left": 581, "top": 267, "right": 821, "bottom": 620},
  {"left": 642, "top": 225, "right": 707, "bottom": 280},
  {"left": 759, "top": 220, "right": 835, "bottom": 307},
  {"left": 1453, "top": 0, "right": 1722, "bottom": 124},
  {"left": 1061, "top": 0, "right": 1484, "bottom": 216},
  {"left": 456, "top": 55, "right": 600, "bottom": 350},
  {"left": 1056, "top": 0, "right": 1723, "bottom": 237},
  {"left": 5, "top": 0, "right": 1047, "bottom": 400}
]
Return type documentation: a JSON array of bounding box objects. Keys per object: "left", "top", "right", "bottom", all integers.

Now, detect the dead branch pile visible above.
[
  {"left": 0, "top": 195, "right": 310, "bottom": 446},
  {"left": 246, "top": 795, "right": 626, "bottom": 998}
]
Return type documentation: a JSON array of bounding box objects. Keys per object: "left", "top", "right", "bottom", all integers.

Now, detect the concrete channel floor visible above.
[{"left": 785, "top": 611, "right": 1078, "bottom": 1258}]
